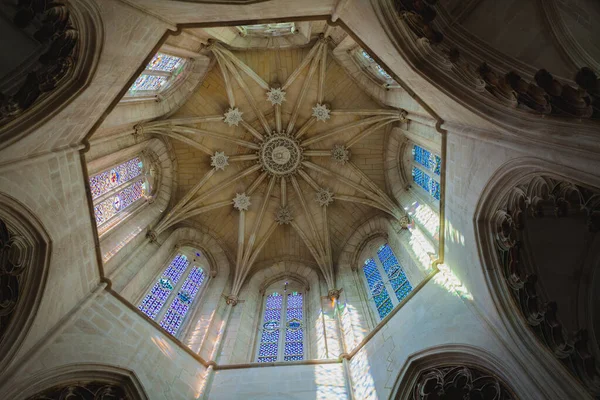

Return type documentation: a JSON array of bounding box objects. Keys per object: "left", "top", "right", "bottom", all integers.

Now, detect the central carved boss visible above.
[{"left": 259, "top": 134, "right": 302, "bottom": 176}]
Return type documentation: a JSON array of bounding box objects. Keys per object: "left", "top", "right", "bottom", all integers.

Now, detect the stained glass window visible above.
[
  {"left": 362, "top": 258, "right": 393, "bottom": 319},
  {"left": 362, "top": 243, "right": 413, "bottom": 321},
  {"left": 377, "top": 244, "right": 413, "bottom": 303},
  {"left": 239, "top": 22, "right": 296, "bottom": 37},
  {"left": 411, "top": 144, "right": 442, "bottom": 202},
  {"left": 89, "top": 157, "right": 143, "bottom": 200},
  {"left": 358, "top": 48, "right": 396, "bottom": 84},
  {"left": 138, "top": 252, "right": 208, "bottom": 337},
  {"left": 257, "top": 288, "right": 304, "bottom": 362},
  {"left": 126, "top": 52, "right": 186, "bottom": 97},
  {"left": 93, "top": 180, "right": 145, "bottom": 226},
  {"left": 146, "top": 53, "right": 183, "bottom": 72}
]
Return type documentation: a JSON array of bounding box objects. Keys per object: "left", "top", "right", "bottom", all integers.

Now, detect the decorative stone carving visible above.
[
  {"left": 225, "top": 295, "right": 239, "bottom": 306},
  {"left": 327, "top": 288, "right": 341, "bottom": 300},
  {"left": 275, "top": 206, "right": 293, "bottom": 225},
  {"left": 233, "top": 193, "right": 251, "bottom": 211},
  {"left": 446, "top": 49, "right": 486, "bottom": 92},
  {"left": 0, "top": 1, "right": 78, "bottom": 126},
  {"left": 210, "top": 151, "right": 229, "bottom": 171},
  {"left": 505, "top": 71, "right": 552, "bottom": 114},
  {"left": 575, "top": 67, "right": 600, "bottom": 118},
  {"left": 397, "top": 7, "right": 443, "bottom": 44},
  {"left": 258, "top": 133, "right": 303, "bottom": 176},
  {"left": 266, "top": 87, "right": 286, "bottom": 105},
  {"left": 146, "top": 230, "right": 157, "bottom": 242},
  {"left": 477, "top": 63, "right": 518, "bottom": 108},
  {"left": 0, "top": 219, "right": 25, "bottom": 343},
  {"left": 413, "top": 365, "right": 514, "bottom": 400},
  {"left": 25, "top": 381, "right": 128, "bottom": 400},
  {"left": 223, "top": 107, "right": 243, "bottom": 126},
  {"left": 399, "top": 215, "right": 411, "bottom": 229},
  {"left": 312, "top": 103, "right": 331, "bottom": 122},
  {"left": 534, "top": 69, "right": 593, "bottom": 118},
  {"left": 315, "top": 188, "right": 334, "bottom": 207},
  {"left": 492, "top": 176, "right": 600, "bottom": 396},
  {"left": 331, "top": 144, "right": 350, "bottom": 164}
]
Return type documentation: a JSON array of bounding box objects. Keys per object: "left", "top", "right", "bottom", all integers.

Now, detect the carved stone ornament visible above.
[
  {"left": 146, "top": 229, "right": 157, "bottom": 242},
  {"left": 226, "top": 295, "right": 239, "bottom": 306},
  {"left": 327, "top": 288, "right": 341, "bottom": 300},
  {"left": 210, "top": 151, "right": 229, "bottom": 171},
  {"left": 413, "top": 365, "right": 514, "bottom": 400},
  {"left": 266, "top": 87, "right": 286, "bottom": 105},
  {"left": 0, "top": 219, "right": 25, "bottom": 343},
  {"left": 331, "top": 144, "right": 351, "bottom": 164},
  {"left": 275, "top": 205, "right": 293, "bottom": 225},
  {"left": 312, "top": 103, "right": 331, "bottom": 122},
  {"left": 493, "top": 176, "right": 600, "bottom": 396},
  {"left": 399, "top": 215, "right": 411, "bottom": 229},
  {"left": 25, "top": 381, "right": 128, "bottom": 400},
  {"left": 0, "top": 1, "right": 79, "bottom": 126},
  {"left": 258, "top": 133, "right": 303, "bottom": 177},
  {"left": 223, "top": 107, "right": 243, "bottom": 126},
  {"left": 233, "top": 192, "right": 251, "bottom": 211},
  {"left": 315, "top": 188, "right": 334, "bottom": 207}
]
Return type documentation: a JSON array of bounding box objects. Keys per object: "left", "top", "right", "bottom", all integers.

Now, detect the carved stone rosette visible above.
[
  {"left": 493, "top": 176, "right": 600, "bottom": 395},
  {"left": 0, "top": 219, "right": 26, "bottom": 342},
  {"left": 0, "top": 1, "right": 79, "bottom": 125},
  {"left": 26, "top": 381, "right": 128, "bottom": 400},
  {"left": 413, "top": 365, "right": 514, "bottom": 400}
]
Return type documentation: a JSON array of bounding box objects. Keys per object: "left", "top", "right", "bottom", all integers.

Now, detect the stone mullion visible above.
[{"left": 371, "top": 245, "right": 399, "bottom": 308}]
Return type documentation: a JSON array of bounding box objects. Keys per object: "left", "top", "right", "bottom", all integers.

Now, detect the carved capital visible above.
[{"left": 226, "top": 295, "right": 239, "bottom": 306}]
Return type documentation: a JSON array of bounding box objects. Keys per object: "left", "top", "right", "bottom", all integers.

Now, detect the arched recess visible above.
[
  {"left": 219, "top": 259, "right": 323, "bottom": 364},
  {"left": 336, "top": 215, "right": 431, "bottom": 350},
  {"left": 86, "top": 136, "right": 176, "bottom": 274},
  {"left": 475, "top": 157, "right": 600, "bottom": 397},
  {"left": 389, "top": 345, "right": 522, "bottom": 400},
  {"left": 2, "top": 364, "right": 147, "bottom": 400},
  {"left": 0, "top": 0, "right": 103, "bottom": 150},
  {"left": 385, "top": 125, "right": 441, "bottom": 247},
  {"left": 0, "top": 193, "right": 50, "bottom": 375},
  {"left": 112, "top": 225, "right": 231, "bottom": 356}
]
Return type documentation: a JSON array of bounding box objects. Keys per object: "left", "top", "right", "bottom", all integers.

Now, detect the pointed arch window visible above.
[
  {"left": 411, "top": 144, "right": 441, "bottom": 201},
  {"left": 138, "top": 250, "right": 209, "bottom": 337},
  {"left": 354, "top": 48, "right": 398, "bottom": 87},
  {"left": 89, "top": 156, "right": 151, "bottom": 235},
  {"left": 256, "top": 282, "right": 305, "bottom": 362},
  {"left": 126, "top": 52, "right": 186, "bottom": 98},
  {"left": 361, "top": 243, "right": 413, "bottom": 320}
]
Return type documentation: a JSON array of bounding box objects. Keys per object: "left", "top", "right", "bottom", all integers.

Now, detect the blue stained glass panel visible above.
[
  {"left": 377, "top": 244, "right": 412, "bottom": 302},
  {"left": 138, "top": 282, "right": 171, "bottom": 319},
  {"left": 130, "top": 75, "right": 168, "bottom": 92},
  {"left": 285, "top": 328, "right": 303, "bottom": 342},
  {"left": 431, "top": 180, "right": 441, "bottom": 200},
  {"left": 284, "top": 293, "right": 303, "bottom": 360},
  {"left": 284, "top": 355, "right": 303, "bottom": 361},
  {"left": 258, "top": 293, "right": 284, "bottom": 361},
  {"left": 159, "top": 266, "right": 205, "bottom": 336},
  {"left": 284, "top": 342, "right": 303, "bottom": 355},
  {"left": 89, "top": 157, "right": 143, "bottom": 200},
  {"left": 413, "top": 145, "right": 433, "bottom": 170},
  {"left": 259, "top": 343, "right": 278, "bottom": 357},
  {"left": 147, "top": 53, "right": 183, "bottom": 72},
  {"left": 261, "top": 329, "right": 279, "bottom": 343},
  {"left": 265, "top": 292, "right": 283, "bottom": 309},
  {"left": 162, "top": 254, "right": 189, "bottom": 285},
  {"left": 94, "top": 179, "right": 144, "bottom": 226},
  {"left": 434, "top": 155, "right": 441, "bottom": 176},
  {"left": 361, "top": 49, "right": 375, "bottom": 62},
  {"left": 395, "top": 281, "right": 413, "bottom": 302},
  {"left": 378, "top": 298, "right": 393, "bottom": 319},
  {"left": 258, "top": 356, "right": 277, "bottom": 363},
  {"left": 286, "top": 308, "right": 302, "bottom": 321}
]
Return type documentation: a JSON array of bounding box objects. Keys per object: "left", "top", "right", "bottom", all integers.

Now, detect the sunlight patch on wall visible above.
[
  {"left": 445, "top": 220, "right": 465, "bottom": 246},
  {"left": 405, "top": 200, "right": 440, "bottom": 240},
  {"left": 324, "top": 305, "right": 341, "bottom": 358},
  {"left": 151, "top": 336, "right": 177, "bottom": 360},
  {"left": 408, "top": 225, "right": 437, "bottom": 271},
  {"left": 186, "top": 309, "right": 215, "bottom": 353},
  {"left": 434, "top": 263, "right": 473, "bottom": 300},
  {"left": 349, "top": 348, "right": 378, "bottom": 400},
  {"left": 315, "top": 364, "right": 349, "bottom": 399},
  {"left": 102, "top": 226, "right": 142, "bottom": 262},
  {"left": 315, "top": 309, "right": 328, "bottom": 359},
  {"left": 339, "top": 302, "right": 368, "bottom": 351}
]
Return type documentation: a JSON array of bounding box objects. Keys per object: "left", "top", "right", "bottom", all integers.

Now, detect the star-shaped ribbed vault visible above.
[{"left": 140, "top": 37, "right": 407, "bottom": 296}]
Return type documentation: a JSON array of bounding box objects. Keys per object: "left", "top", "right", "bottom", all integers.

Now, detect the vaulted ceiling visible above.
[{"left": 141, "top": 33, "right": 407, "bottom": 293}]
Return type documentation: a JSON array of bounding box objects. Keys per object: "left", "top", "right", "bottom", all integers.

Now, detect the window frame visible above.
[
  {"left": 359, "top": 239, "right": 413, "bottom": 322},
  {"left": 89, "top": 155, "right": 152, "bottom": 236},
  {"left": 410, "top": 143, "right": 442, "bottom": 205},
  {"left": 351, "top": 47, "right": 400, "bottom": 89},
  {"left": 137, "top": 248, "right": 210, "bottom": 338},
  {"left": 123, "top": 52, "right": 188, "bottom": 101},
  {"left": 255, "top": 281, "right": 306, "bottom": 363}
]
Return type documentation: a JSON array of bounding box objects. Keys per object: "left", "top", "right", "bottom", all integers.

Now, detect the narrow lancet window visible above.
[{"left": 411, "top": 144, "right": 441, "bottom": 201}]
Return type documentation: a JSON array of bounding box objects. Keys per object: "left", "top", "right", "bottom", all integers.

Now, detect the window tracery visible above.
[
  {"left": 411, "top": 144, "right": 441, "bottom": 201},
  {"left": 138, "top": 250, "right": 209, "bottom": 337},
  {"left": 256, "top": 281, "right": 305, "bottom": 362},
  {"left": 237, "top": 23, "right": 297, "bottom": 37},
  {"left": 361, "top": 243, "right": 413, "bottom": 320},
  {"left": 354, "top": 48, "right": 398, "bottom": 87},
  {"left": 89, "top": 156, "right": 151, "bottom": 235},
  {"left": 126, "top": 52, "right": 186, "bottom": 98}
]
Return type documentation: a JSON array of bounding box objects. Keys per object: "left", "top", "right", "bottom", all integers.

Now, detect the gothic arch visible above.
[
  {"left": 474, "top": 157, "right": 600, "bottom": 398},
  {"left": 0, "top": 0, "right": 103, "bottom": 150},
  {"left": 2, "top": 364, "right": 147, "bottom": 400},
  {"left": 0, "top": 193, "right": 50, "bottom": 375},
  {"left": 389, "top": 345, "right": 521, "bottom": 400}
]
